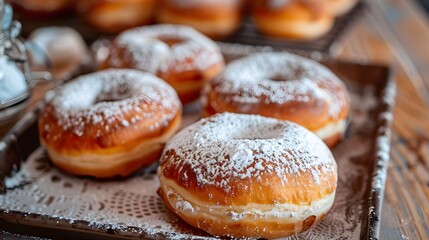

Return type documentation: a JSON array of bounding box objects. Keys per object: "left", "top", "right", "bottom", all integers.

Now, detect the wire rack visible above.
[{"left": 16, "top": 1, "right": 365, "bottom": 55}]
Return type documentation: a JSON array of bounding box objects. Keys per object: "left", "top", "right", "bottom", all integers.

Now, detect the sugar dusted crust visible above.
[
  {"left": 158, "top": 113, "right": 337, "bottom": 238},
  {"left": 103, "top": 24, "right": 224, "bottom": 103},
  {"left": 107, "top": 24, "right": 223, "bottom": 74},
  {"left": 202, "top": 52, "right": 350, "bottom": 144},
  {"left": 39, "top": 69, "right": 182, "bottom": 178}
]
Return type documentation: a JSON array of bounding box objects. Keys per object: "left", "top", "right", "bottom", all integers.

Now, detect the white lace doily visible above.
[{"left": 1, "top": 91, "right": 375, "bottom": 239}]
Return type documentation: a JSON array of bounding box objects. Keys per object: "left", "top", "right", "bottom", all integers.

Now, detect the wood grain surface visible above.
[{"left": 338, "top": 0, "right": 429, "bottom": 239}]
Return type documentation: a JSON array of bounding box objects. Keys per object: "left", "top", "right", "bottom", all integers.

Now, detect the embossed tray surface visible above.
[
  {"left": 15, "top": 1, "right": 364, "bottom": 55},
  {"left": 0, "top": 58, "right": 395, "bottom": 239}
]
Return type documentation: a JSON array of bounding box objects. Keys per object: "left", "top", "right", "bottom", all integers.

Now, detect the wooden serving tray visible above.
[{"left": 0, "top": 57, "right": 395, "bottom": 239}]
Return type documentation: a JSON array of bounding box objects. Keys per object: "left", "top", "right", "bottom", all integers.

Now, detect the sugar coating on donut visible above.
[
  {"left": 209, "top": 52, "right": 346, "bottom": 118},
  {"left": 108, "top": 24, "right": 222, "bottom": 74},
  {"left": 161, "top": 113, "right": 336, "bottom": 192},
  {"left": 44, "top": 69, "right": 180, "bottom": 138}
]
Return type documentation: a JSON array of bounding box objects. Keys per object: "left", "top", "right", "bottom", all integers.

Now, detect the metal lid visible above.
[
  {"left": 0, "top": 56, "right": 28, "bottom": 110},
  {"left": 0, "top": 1, "right": 30, "bottom": 111}
]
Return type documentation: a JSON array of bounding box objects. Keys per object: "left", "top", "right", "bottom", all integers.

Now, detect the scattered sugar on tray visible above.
[
  {"left": 372, "top": 134, "right": 390, "bottom": 189},
  {"left": 162, "top": 113, "right": 336, "bottom": 192}
]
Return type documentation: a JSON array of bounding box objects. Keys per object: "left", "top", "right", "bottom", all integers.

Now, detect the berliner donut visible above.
[
  {"left": 251, "top": 0, "right": 334, "bottom": 40},
  {"left": 327, "top": 0, "right": 358, "bottom": 16},
  {"left": 10, "top": 0, "right": 74, "bottom": 18},
  {"left": 39, "top": 69, "right": 182, "bottom": 178},
  {"left": 158, "top": 113, "right": 338, "bottom": 238},
  {"left": 156, "top": 0, "right": 243, "bottom": 39},
  {"left": 202, "top": 52, "right": 350, "bottom": 147},
  {"left": 102, "top": 24, "right": 225, "bottom": 104},
  {"left": 76, "top": 0, "right": 156, "bottom": 33}
]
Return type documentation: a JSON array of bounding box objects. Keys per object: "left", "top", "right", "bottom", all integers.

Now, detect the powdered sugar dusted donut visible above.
[
  {"left": 158, "top": 113, "right": 337, "bottom": 238},
  {"left": 39, "top": 69, "right": 182, "bottom": 178},
  {"left": 102, "top": 24, "right": 225, "bottom": 104},
  {"left": 202, "top": 52, "right": 350, "bottom": 147}
]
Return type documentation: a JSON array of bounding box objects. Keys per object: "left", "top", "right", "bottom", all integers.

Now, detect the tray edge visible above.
[
  {"left": 366, "top": 67, "right": 396, "bottom": 240},
  {"left": 0, "top": 56, "right": 397, "bottom": 240}
]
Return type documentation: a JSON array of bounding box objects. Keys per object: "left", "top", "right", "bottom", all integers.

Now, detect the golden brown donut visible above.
[
  {"left": 39, "top": 69, "right": 182, "bottom": 178},
  {"left": 9, "top": 0, "right": 74, "bottom": 18},
  {"left": 201, "top": 52, "right": 350, "bottom": 147},
  {"left": 156, "top": 0, "right": 243, "bottom": 39},
  {"left": 327, "top": 0, "right": 358, "bottom": 16},
  {"left": 251, "top": 0, "right": 334, "bottom": 40},
  {"left": 102, "top": 24, "right": 225, "bottom": 104},
  {"left": 158, "top": 113, "right": 338, "bottom": 238},
  {"left": 76, "top": 0, "right": 156, "bottom": 33}
]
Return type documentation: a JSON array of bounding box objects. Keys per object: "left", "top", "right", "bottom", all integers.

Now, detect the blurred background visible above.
[{"left": 417, "top": 0, "right": 429, "bottom": 13}]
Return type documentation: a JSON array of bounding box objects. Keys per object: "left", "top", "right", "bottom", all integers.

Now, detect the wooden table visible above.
[
  {"left": 1, "top": 0, "right": 429, "bottom": 239},
  {"left": 339, "top": 0, "right": 429, "bottom": 239}
]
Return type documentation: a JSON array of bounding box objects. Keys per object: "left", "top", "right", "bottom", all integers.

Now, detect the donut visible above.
[
  {"left": 10, "top": 0, "right": 74, "bottom": 18},
  {"left": 250, "top": 0, "right": 334, "bottom": 40},
  {"left": 327, "top": 0, "right": 358, "bottom": 16},
  {"left": 158, "top": 113, "right": 338, "bottom": 238},
  {"left": 38, "top": 69, "right": 182, "bottom": 178},
  {"left": 156, "top": 0, "right": 243, "bottom": 39},
  {"left": 202, "top": 52, "right": 350, "bottom": 147},
  {"left": 102, "top": 24, "right": 225, "bottom": 104},
  {"left": 76, "top": 0, "right": 156, "bottom": 33}
]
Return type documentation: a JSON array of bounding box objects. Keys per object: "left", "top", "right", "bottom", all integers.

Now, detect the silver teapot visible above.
[{"left": 0, "top": 1, "right": 39, "bottom": 136}]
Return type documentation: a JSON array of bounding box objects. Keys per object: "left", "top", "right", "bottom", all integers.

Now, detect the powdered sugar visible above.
[
  {"left": 167, "top": 189, "right": 195, "bottom": 213},
  {"left": 108, "top": 24, "right": 223, "bottom": 74},
  {"left": 42, "top": 69, "right": 180, "bottom": 138},
  {"left": 205, "top": 52, "right": 347, "bottom": 118},
  {"left": 161, "top": 113, "right": 336, "bottom": 192}
]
